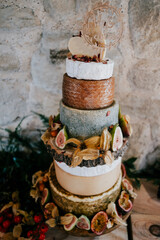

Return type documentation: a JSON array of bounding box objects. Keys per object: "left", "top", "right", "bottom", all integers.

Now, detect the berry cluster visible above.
[
  {"left": 0, "top": 208, "right": 49, "bottom": 240},
  {"left": 27, "top": 214, "right": 48, "bottom": 240},
  {"left": 0, "top": 208, "right": 22, "bottom": 233}
]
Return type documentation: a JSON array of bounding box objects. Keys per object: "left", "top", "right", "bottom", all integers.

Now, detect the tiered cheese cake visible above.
[
  {"left": 41, "top": 4, "right": 136, "bottom": 234},
  {"left": 42, "top": 43, "right": 132, "bottom": 216}
]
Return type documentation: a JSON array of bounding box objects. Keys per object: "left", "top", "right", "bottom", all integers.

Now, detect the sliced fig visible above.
[
  {"left": 41, "top": 188, "right": 50, "bottom": 206},
  {"left": 91, "top": 211, "right": 108, "bottom": 235},
  {"left": 119, "top": 114, "right": 132, "bottom": 137},
  {"left": 121, "top": 163, "right": 126, "bottom": 178},
  {"left": 76, "top": 215, "right": 90, "bottom": 230},
  {"left": 55, "top": 126, "right": 68, "bottom": 149},
  {"left": 110, "top": 124, "right": 123, "bottom": 151},
  {"left": 118, "top": 198, "right": 133, "bottom": 213},
  {"left": 44, "top": 202, "right": 57, "bottom": 219},
  {"left": 64, "top": 213, "right": 77, "bottom": 231}
]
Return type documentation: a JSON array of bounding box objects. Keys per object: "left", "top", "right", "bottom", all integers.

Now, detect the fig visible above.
[
  {"left": 91, "top": 211, "right": 108, "bottom": 235},
  {"left": 44, "top": 202, "right": 58, "bottom": 219},
  {"left": 41, "top": 188, "right": 50, "bottom": 205},
  {"left": 55, "top": 126, "right": 68, "bottom": 149},
  {"left": 64, "top": 213, "right": 77, "bottom": 231},
  {"left": 119, "top": 114, "right": 132, "bottom": 137},
  {"left": 118, "top": 198, "right": 133, "bottom": 213},
  {"left": 76, "top": 215, "right": 90, "bottom": 230},
  {"left": 121, "top": 163, "right": 126, "bottom": 178},
  {"left": 110, "top": 124, "right": 123, "bottom": 151}
]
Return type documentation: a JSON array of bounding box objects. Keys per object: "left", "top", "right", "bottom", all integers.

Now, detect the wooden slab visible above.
[
  {"left": 46, "top": 225, "right": 128, "bottom": 240},
  {"left": 133, "top": 180, "right": 160, "bottom": 215},
  {"left": 132, "top": 213, "right": 160, "bottom": 240},
  {"left": 132, "top": 180, "right": 160, "bottom": 240}
]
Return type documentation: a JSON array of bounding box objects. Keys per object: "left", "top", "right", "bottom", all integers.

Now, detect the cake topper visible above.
[
  {"left": 68, "top": 1, "right": 123, "bottom": 61},
  {"left": 82, "top": 1, "right": 123, "bottom": 50}
]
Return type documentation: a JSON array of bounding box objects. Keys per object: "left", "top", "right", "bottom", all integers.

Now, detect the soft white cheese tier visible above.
[
  {"left": 66, "top": 58, "right": 114, "bottom": 80},
  {"left": 54, "top": 158, "right": 121, "bottom": 196},
  {"left": 55, "top": 157, "right": 121, "bottom": 177}
]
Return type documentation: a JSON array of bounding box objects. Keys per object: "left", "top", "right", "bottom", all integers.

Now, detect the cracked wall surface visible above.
[{"left": 0, "top": 0, "right": 160, "bottom": 168}]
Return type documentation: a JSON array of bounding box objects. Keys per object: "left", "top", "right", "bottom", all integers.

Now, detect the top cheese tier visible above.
[
  {"left": 66, "top": 58, "right": 114, "bottom": 80},
  {"left": 62, "top": 58, "right": 115, "bottom": 110}
]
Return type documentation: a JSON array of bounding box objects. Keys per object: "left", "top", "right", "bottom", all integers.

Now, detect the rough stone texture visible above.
[
  {"left": 0, "top": 0, "right": 159, "bottom": 168},
  {"left": 0, "top": 45, "right": 20, "bottom": 71},
  {"left": 0, "top": 78, "right": 29, "bottom": 125},
  {"left": 128, "top": 0, "right": 160, "bottom": 58}
]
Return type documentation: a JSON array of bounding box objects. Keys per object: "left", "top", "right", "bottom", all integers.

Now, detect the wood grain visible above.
[
  {"left": 133, "top": 180, "right": 160, "bottom": 215},
  {"left": 131, "top": 213, "right": 160, "bottom": 240}
]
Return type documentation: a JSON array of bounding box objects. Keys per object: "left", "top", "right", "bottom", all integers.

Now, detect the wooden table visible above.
[{"left": 46, "top": 181, "right": 160, "bottom": 240}]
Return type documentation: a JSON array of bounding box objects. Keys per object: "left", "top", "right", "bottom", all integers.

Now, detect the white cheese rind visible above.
[
  {"left": 66, "top": 58, "right": 114, "bottom": 80},
  {"left": 55, "top": 157, "right": 121, "bottom": 177}
]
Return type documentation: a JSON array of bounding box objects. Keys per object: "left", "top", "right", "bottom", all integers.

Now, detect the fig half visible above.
[{"left": 76, "top": 215, "right": 90, "bottom": 230}]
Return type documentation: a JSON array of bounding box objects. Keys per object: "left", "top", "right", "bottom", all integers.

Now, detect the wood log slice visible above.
[{"left": 62, "top": 73, "right": 115, "bottom": 110}]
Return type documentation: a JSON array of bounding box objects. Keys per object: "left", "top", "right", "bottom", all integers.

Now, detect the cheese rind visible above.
[
  {"left": 56, "top": 157, "right": 121, "bottom": 177},
  {"left": 66, "top": 58, "right": 114, "bottom": 80},
  {"left": 60, "top": 100, "right": 119, "bottom": 139}
]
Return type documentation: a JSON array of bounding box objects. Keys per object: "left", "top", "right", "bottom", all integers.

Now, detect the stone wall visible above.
[{"left": 0, "top": 0, "right": 160, "bottom": 168}]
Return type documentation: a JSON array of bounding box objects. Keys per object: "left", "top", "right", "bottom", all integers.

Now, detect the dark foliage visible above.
[{"left": 0, "top": 113, "right": 52, "bottom": 209}]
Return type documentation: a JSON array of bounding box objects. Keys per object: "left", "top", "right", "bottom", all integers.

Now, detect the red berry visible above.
[
  {"left": 0, "top": 216, "right": 3, "bottom": 224},
  {"left": 14, "top": 215, "right": 22, "bottom": 224},
  {"left": 34, "top": 214, "right": 43, "bottom": 223},
  {"left": 3, "top": 220, "right": 11, "bottom": 229},
  {"left": 27, "top": 230, "right": 33, "bottom": 238},
  {"left": 40, "top": 223, "right": 48, "bottom": 233},
  {"left": 39, "top": 233, "right": 45, "bottom": 240}
]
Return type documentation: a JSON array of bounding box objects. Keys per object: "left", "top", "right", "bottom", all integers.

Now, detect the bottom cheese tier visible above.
[{"left": 49, "top": 162, "right": 122, "bottom": 217}]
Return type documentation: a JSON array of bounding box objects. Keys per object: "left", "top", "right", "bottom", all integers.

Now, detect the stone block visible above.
[
  {"left": 0, "top": 28, "right": 42, "bottom": 46},
  {"left": 129, "top": 0, "right": 160, "bottom": 57},
  {"left": 128, "top": 59, "right": 160, "bottom": 92},
  {"left": 124, "top": 118, "right": 153, "bottom": 168},
  {"left": 41, "top": 31, "right": 71, "bottom": 53},
  {"left": 0, "top": 45, "right": 20, "bottom": 71},
  {"left": 0, "top": 78, "right": 29, "bottom": 126},
  {"left": 0, "top": 5, "right": 40, "bottom": 30},
  {"left": 28, "top": 85, "right": 61, "bottom": 117},
  {"left": 43, "top": 0, "right": 76, "bottom": 19},
  {"left": 31, "top": 50, "right": 65, "bottom": 92},
  {"left": 119, "top": 91, "right": 160, "bottom": 123}
]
